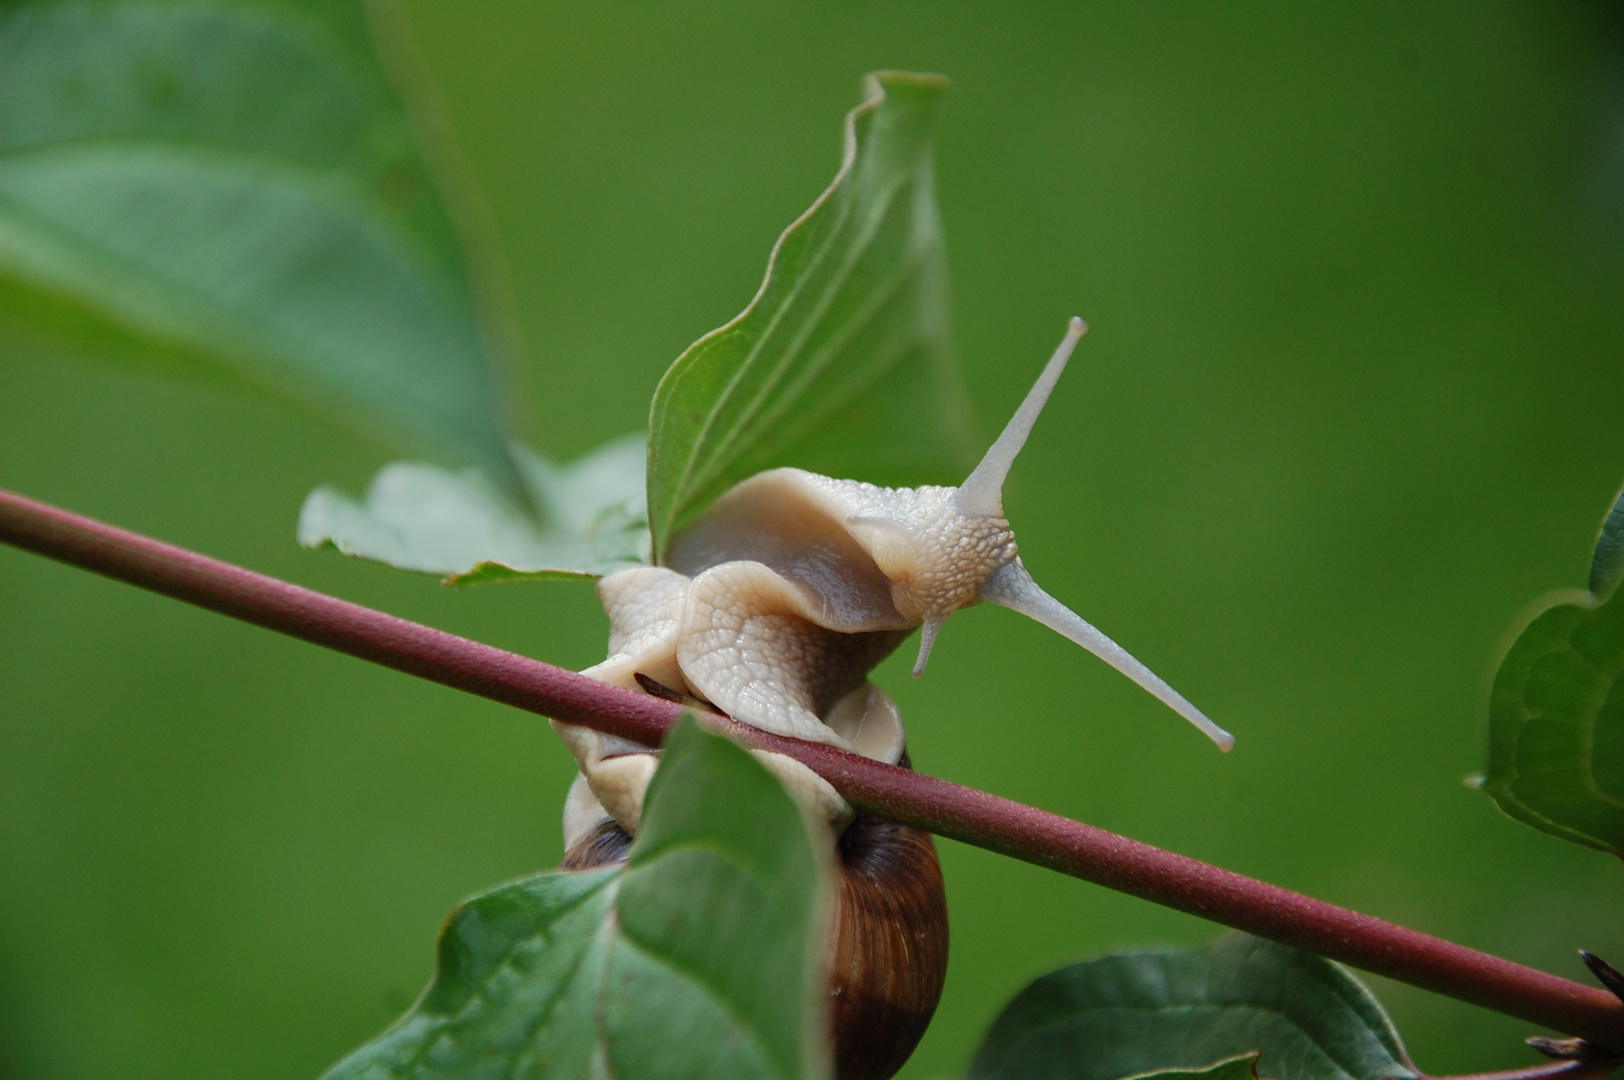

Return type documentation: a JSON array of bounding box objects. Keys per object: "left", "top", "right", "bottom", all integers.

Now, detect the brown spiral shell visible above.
[
  {"left": 824, "top": 811, "right": 949, "bottom": 1080},
  {"left": 560, "top": 784, "right": 948, "bottom": 1080}
]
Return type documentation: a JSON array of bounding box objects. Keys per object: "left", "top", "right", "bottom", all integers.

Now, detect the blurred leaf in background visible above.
[
  {"left": 0, "top": 0, "right": 517, "bottom": 481},
  {"left": 1483, "top": 482, "right": 1624, "bottom": 854},
  {"left": 299, "top": 432, "right": 649, "bottom": 582}
]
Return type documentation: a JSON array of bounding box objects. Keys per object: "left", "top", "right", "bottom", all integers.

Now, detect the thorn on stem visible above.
[
  {"left": 1528, "top": 1035, "right": 1621, "bottom": 1063},
  {"left": 1581, "top": 951, "right": 1624, "bottom": 1004}
]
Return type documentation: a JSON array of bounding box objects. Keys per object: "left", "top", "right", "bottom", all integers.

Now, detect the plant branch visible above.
[
  {"left": 1426, "top": 1063, "right": 1621, "bottom": 1080},
  {"left": 3, "top": 485, "right": 1620, "bottom": 1047}
]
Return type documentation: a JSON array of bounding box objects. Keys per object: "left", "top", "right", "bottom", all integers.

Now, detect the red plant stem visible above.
[
  {"left": 3, "top": 485, "right": 1621, "bottom": 1047},
  {"left": 1429, "top": 1064, "right": 1621, "bottom": 1080}
]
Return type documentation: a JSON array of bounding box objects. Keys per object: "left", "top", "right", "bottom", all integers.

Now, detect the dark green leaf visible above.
[
  {"left": 1127, "top": 1055, "right": 1264, "bottom": 1080},
  {"left": 298, "top": 433, "right": 649, "bottom": 582},
  {"left": 323, "top": 716, "right": 829, "bottom": 1080},
  {"left": 966, "top": 934, "right": 1415, "bottom": 1080},
  {"left": 645, "top": 70, "right": 977, "bottom": 560},
  {"left": 0, "top": 0, "right": 515, "bottom": 481},
  {"left": 1484, "top": 482, "right": 1624, "bottom": 853}
]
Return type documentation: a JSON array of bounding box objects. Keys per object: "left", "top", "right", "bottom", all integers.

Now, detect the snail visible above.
[{"left": 554, "top": 318, "right": 1230, "bottom": 1080}]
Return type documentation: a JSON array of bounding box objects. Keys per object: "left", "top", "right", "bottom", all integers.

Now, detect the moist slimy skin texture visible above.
[{"left": 556, "top": 317, "right": 1232, "bottom": 850}]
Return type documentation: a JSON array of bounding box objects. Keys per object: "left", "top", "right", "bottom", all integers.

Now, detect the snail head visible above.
[{"left": 848, "top": 317, "right": 1235, "bottom": 752}]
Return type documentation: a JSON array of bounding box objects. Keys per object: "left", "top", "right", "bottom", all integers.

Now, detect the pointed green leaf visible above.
[
  {"left": 1484, "top": 481, "right": 1624, "bottom": 853},
  {"left": 646, "top": 70, "right": 977, "bottom": 560},
  {"left": 0, "top": 0, "right": 515, "bottom": 480},
  {"left": 323, "top": 716, "right": 829, "bottom": 1080},
  {"left": 967, "top": 934, "right": 1415, "bottom": 1080},
  {"left": 298, "top": 433, "right": 649, "bottom": 583}
]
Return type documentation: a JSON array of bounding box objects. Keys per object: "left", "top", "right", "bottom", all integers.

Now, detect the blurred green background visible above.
[{"left": 3, "top": 2, "right": 1624, "bottom": 1076}]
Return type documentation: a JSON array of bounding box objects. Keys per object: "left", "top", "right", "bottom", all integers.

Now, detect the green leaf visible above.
[
  {"left": 323, "top": 715, "right": 829, "bottom": 1080},
  {"left": 298, "top": 432, "right": 649, "bottom": 583},
  {"left": 0, "top": 0, "right": 516, "bottom": 482},
  {"left": 646, "top": 70, "right": 977, "bottom": 560},
  {"left": 1126, "top": 1055, "right": 1264, "bottom": 1080},
  {"left": 966, "top": 933, "right": 1415, "bottom": 1080},
  {"left": 1483, "top": 481, "right": 1624, "bottom": 853}
]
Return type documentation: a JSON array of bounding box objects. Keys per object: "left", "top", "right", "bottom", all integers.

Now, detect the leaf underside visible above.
[
  {"left": 645, "top": 69, "right": 978, "bottom": 560},
  {"left": 0, "top": 0, "right": 515, "bottom": 482},
  {"left": 1484, "top": 482, "right": 1624, "bottom": 854},
  {"left": 322, "top": 717, "right": 828, "bottom": 1080},
  {"left": 967, "top": 934, "right": 1415, "bottom": 1080},
  {"left": 298, "top": 432, "right": 649, "bottom": 583}
]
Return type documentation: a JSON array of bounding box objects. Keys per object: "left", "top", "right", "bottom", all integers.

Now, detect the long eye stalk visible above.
[
  {"left": 981, "top": 561, "right": 1235, "bottom": 751},
  {"left": 953, "top": 316, "right": 1087, "bottom": 518},
  {"left": 942, "top": 317, "right": 1233, "bottom": 750}
]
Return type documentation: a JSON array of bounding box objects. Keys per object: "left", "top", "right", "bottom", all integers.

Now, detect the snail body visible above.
[{"left": 554, "top": 319, "right": 1228, "bottom": 1079}]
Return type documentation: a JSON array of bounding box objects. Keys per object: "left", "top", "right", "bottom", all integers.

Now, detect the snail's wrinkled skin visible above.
[
  {"left": 558, "top": 318, "right": 1229, "bottom": 845},
  {"left": 552, "top": 319, "right": 1231, "bottom": 1080},
  {"left": 553, "top": 552, "right": 912, "bottom": 838}
]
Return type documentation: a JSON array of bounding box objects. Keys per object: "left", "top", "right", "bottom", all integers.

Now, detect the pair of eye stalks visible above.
[
  {"left": 557, "top": 318, "right": 1229, "bottom": 1080},
  {"left": 563, "top": 317, "right": 1229, "bottom": 843},
  {"left": 838, "top": 315, "right": 1235, "bottom": 753}
]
